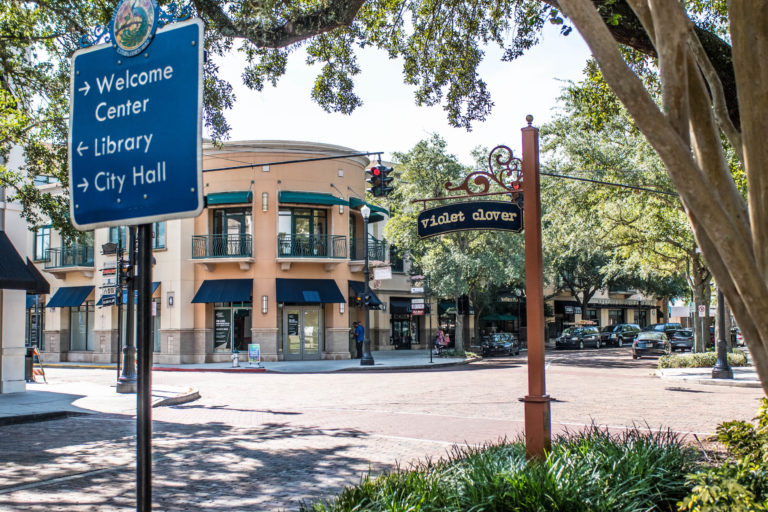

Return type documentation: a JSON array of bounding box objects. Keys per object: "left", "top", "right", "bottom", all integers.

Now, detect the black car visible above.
[
  {"left": 632, "top": 331, "right": 671, "bottom": 359},
  {"left": 481, "top": 333, "right": 520, "bottom": 356},
  {"left": 642, "top": 323, "right": 683, "bottom": 335},
  {"left": 669, "top": 329, "right": 693, "bottom": 351},
  {"left": 556, "top": 326, "right": 601, "bottom": 350},
  {"left": 599, "top": 323, "right": 641, "bottom": 347}
]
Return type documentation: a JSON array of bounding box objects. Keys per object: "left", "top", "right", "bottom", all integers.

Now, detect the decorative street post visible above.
[
  {"left": 521, "top": 115, "right": 551, "bottom": 458},
  {"left": 712, "top": 288, "right": 733, "bottom": 379},
  {"left": 117, "top": 226, "right": 137, "bottom": 394},
  {"left": 361, "top": 205, "right": 375, "bottom": 366}
]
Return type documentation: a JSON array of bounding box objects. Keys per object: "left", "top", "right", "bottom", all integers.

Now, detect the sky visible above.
[{"left": 212, "top": 25, "right": 592, "bottom": 167}]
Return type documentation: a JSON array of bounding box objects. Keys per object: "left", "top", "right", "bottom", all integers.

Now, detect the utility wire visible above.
[{"left": 541, "top": 170, "right": 678, "bottom": 197}]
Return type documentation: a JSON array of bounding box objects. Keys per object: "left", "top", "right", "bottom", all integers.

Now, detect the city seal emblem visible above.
[{"left": 109, "top": 0, "right": 159, "bottom": 57}]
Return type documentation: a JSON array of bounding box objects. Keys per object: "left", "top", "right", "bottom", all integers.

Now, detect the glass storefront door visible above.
[
  {"left": 283, "top": 306, "right": 322, "bottom": 360},
  {"left": 213, "top": 302, "right": 252, "bottom": 352}
]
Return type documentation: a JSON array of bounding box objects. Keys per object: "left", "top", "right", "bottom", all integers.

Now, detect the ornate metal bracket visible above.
[
  {"left": 78, "top": 2, "right": 192, "bottom": 48},
  {"left": 79, "top": 25, "right": 111, "bottom": 48},
  {"left": 445, "top": 145, "right": 523, "bottom": 196},
  {"left": 157, "top": 2, "right": 192, "bottom": 27}
]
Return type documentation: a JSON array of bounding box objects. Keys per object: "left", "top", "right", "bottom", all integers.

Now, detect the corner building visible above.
[{"left": 36, "top": 141, "right": 389, "bottom": 363}]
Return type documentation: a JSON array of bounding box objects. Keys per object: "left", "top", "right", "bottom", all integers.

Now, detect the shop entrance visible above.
[
  {"left": 391, "top": 314, "right": 412, "bottom": 349},
  {"left": 213, "top": 302, "right": 252, "bottom": 352},
  {"left": 283, "top": 306, "right": 322, "bottom": 360}
]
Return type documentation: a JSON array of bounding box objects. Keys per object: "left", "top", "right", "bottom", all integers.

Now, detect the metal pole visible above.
[
  {"left": 712, "top": 288, "right": 733, "bottom": 379},
  {"left": 428, "top": 278, "right": 433, "bottom": 364},
  {"left": 521, "top": 115, "right": 551, "bottom": 459},
  {"left": 361, "top": 214, "right": 374, "bottom": 366},
  {"left": 116, "top": 233, "right": 122, "bottom": 381},
  {"left": 117, "top": 227, "right": 137, "bottom": 394},
  {"left": 137, "top": 224, "right": 153, "bottom": 511}
]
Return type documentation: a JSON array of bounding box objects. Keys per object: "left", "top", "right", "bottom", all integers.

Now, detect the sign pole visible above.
[
  {"left": 521, "top": 115, "right": 551, "bottom": 459},
  {"left": 137, "top": 223, "right": 153, "bottom": 511},
  {"left": 116, "top": 233, "right": 122, "bottom": 381}
]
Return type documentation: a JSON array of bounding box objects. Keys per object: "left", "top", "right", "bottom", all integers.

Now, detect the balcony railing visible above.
[
  {"left": 192, "top": 234, "right": 253, "bottom": 258},
  {"left": 277, "top": 234, "right": 347, "bottom": 259},
  {"left": 350, "top": 236, "right": 387, "bottom": 262},
  {"left": 44, "top": 245, "right": 94, "bottom": 269}
]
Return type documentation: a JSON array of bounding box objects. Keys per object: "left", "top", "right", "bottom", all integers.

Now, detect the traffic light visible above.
[
  {"left": 366, "top": 166, "right": 382, "bottom": 196},
  {"left": 378, "top": 165, "right": 393, "bottom": 197}
]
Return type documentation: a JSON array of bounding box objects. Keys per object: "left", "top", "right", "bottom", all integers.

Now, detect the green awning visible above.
[
  {"left": 279, "top": 191, "right": 348, "bottom": 206},
  {"left": 369, "top": 214, "right": 386, "bottom": 223},
  {"left": 206, "top": 191, "right": 253, "bottom": 205},
  {"left": 349, "top": 197, "right": 388, "bottom": 215}
]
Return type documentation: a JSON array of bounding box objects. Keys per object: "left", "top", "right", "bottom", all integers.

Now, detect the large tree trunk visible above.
[
  {"left": 557, "top": 0, "right": 768, "bottom": 395},
  {"left": 689, "top": 255, "right": 712, "bottom": 352}
]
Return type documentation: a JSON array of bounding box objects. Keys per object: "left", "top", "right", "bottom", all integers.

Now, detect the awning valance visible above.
[
  {"left": 206, "top": 191, "right": 253, "bottom": 206},
  {"left": 276, "top": 278, "right": 344, "bottom": 304},
  {"left": 191, "top": 279, "right": 253, "bottom": 304},
  {"left": 348, "top": 281, "right": 383, "bottom": 309},
  {"left": 26, "top": 259, "right": 50, "bottom": 295},
  {"left": 47, "top": 286, "right": 94, "bottom": 308},
  {"left": 279, "top": 191, "right": 348, "bottom": 206},
  {"left": 0, "top": 232, "right": 36, "bottom": 291},
  {"left": 348, "top": 197, "right": 389, "bottom": 216}
]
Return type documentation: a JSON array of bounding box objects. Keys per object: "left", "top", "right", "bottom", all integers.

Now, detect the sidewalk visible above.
[
  {"left": 656, "top": 366, "right": 761, "bottom": 388},
  {"left": 43, "top": 349, "right": 471, "bottom": 374}
]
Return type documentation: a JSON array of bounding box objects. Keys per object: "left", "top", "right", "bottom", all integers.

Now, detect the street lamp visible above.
[{"left": 360, "top": 205, "right": 374, "bottom": 366}]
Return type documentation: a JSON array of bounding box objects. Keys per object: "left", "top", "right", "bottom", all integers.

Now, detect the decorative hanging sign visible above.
[{"left": 417, "top": 201, "right": 522, "bottom": 238}]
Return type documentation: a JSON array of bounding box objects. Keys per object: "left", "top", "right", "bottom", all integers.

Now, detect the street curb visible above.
[
  {"left": 44, "top": 363, "right": 115, "bottom": 370},
  {"left": 153, "top": 367, "right": 266, "bottom": 373},
  {"left": 656, "top": 370, "right": 761, "bottom": 388},
  {"left": 0, "top": 411, "right": 90, "bottom": 426},
  {"left": 331, "top": 356, "right": 481, "bottom": 372},
  {"left": 152, "top": 387, "right": 201, "bottom": 407}
]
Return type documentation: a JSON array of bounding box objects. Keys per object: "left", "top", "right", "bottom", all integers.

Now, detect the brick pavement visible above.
[{"left": 0, "top": 348, "right": 764, "bottom": 510}]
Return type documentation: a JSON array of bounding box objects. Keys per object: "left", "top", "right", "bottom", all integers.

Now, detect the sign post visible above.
[{"left": 69, "top": 2, "right": 203, "bottom": 510}]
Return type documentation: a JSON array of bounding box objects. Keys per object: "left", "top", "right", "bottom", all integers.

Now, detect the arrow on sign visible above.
[
  {"left": 77, "top": 177, "right": 89, "bottom": 193},
  {"left": 78, "top": 81, "right": 90, "bottom": 96},
  {"left": 76, "top": 141, "right": 89, "bottom": 157}
]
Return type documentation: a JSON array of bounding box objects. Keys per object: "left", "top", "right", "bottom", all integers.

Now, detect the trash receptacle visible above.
[{"left": 25, "top": 347, "right": 34, "bottom": 382}]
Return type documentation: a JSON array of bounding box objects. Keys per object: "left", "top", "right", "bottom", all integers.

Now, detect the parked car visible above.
[
  {"left": 599, "top": 323, "right": 641, "bottom": 347},
  {"left": 481, "top": 333, "right": 520, "bottom": 356},
  {"left": 669, "top": 329, "right": 693, "bottom": 351},
  {"left": 641, "top": 323, "right": 683, "bottom": 336},
  {"left": 632, "top": 331, "right": 672, "bottom": 359},
  {"left": 556, "top": 326, "right": 601, "bottom": 350}
]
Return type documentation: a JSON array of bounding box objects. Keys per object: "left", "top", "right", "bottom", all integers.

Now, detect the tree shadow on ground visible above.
[
  {"left": 545, "top": 347, "right": 659, "bottom": 370},
  {"left": 0, "top": 413, "right": 403, "bottom": 511}
]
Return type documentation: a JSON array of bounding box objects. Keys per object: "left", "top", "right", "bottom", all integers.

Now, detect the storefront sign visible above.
[
  {"left": 417, "top": 201, "right": 522, "bottom": 238},
  {"left": 410, "top": 287, "right": 424, "bottom": 294},
  {"left": 411, "top": 309, "right": 425, "bottom": 316},
  {"left": 373, "top": 266, "right": 392, "bottom": 280},
  {"left": 214, "top": 309, "right": 231, "bottom": 350},
  {"left": 248, "top": 343, "right": 261, "bottom": 364}
]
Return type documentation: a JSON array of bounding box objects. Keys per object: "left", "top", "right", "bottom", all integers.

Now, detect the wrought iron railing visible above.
[
  {"left": 350, "top": 236, "right": 387, "bottom": 262},
  {"left": 192, "top": 234, "right": 253, "bottom": 258},
  {"left": 44, "top": 245, "right": 94, "bottom": 269},
  {"left": 277, "top": 234, "right": 347, "bottom": 258}
]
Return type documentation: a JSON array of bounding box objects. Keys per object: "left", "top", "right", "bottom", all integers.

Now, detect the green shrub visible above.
[
  {"left": 658, "top": 349, "right": 749, "bottom": 369},
  {"left": 678, "top": 399, "right": 768, "bottom": 511},
  {"left": 301, "top": 426, "right": 697, "bottom": 512},
  {"left": 436, "top": 349, "right": 477, "bottom": 358}
]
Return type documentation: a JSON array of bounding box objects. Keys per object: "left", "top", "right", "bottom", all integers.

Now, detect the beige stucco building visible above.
[{"left": 30, "top": 141, "right": 441, "bottom": 364}]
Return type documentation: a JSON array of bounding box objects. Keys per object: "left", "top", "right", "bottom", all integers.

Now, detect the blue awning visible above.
[
  {"left": 0, "top": 231, "right": 36, "bottom": 291},
  {"left": 26, "top": 295, "right": 44, "bottom": 309},
  {"left": 349, "top": 281, "right": 383, "bottom": 309},
  {"left": 276, "top": 278, "right": 345, "bottom": 304},
  {"left": 191, "top": 279, "right": 252, "bottom": 304},
  {"left": 47, "top": 286, "right": 93, "bottom": 308},
  {"left": 96, "top": 282, "right": 160, "bottom": 306}
]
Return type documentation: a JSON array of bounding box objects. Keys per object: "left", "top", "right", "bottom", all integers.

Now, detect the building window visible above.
[
  {"left": 213, "top": 208, "right": 252, "bottom": 236},
  {"left": 583, "top": 309, "right": 598, "bottom": 322},
  {"left": 608, "top": 309, "right": 625, "bottom": 325},
  {"left": 70, "top": 301, "right": 95, "bottom": 351},
  {"left": 213, "top": 302, "right": 252, "bottom": 352},
  {"left": 389, "top": 246, "right": 404, "bottom": 273},
  {"left": 109, "top": 223, "right": 165, "bottom": 250},
  {"left": 279, "top": 208, "right": 327, "bottom": 237},
  {"left": 26, "top": 297, "right": 45, "bottom": 350},
  {"left": 34, "top": 225, "right": 51, "bottom": 261}
]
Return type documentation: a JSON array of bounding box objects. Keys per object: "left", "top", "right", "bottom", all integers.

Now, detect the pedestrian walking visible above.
[{"left": 353, "top": 321, "right": 364, "bottom": 359}]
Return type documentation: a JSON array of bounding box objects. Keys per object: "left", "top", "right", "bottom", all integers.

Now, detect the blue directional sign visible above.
[{"left": 68, "top": 18, "right": 203, "bottom": 229}]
